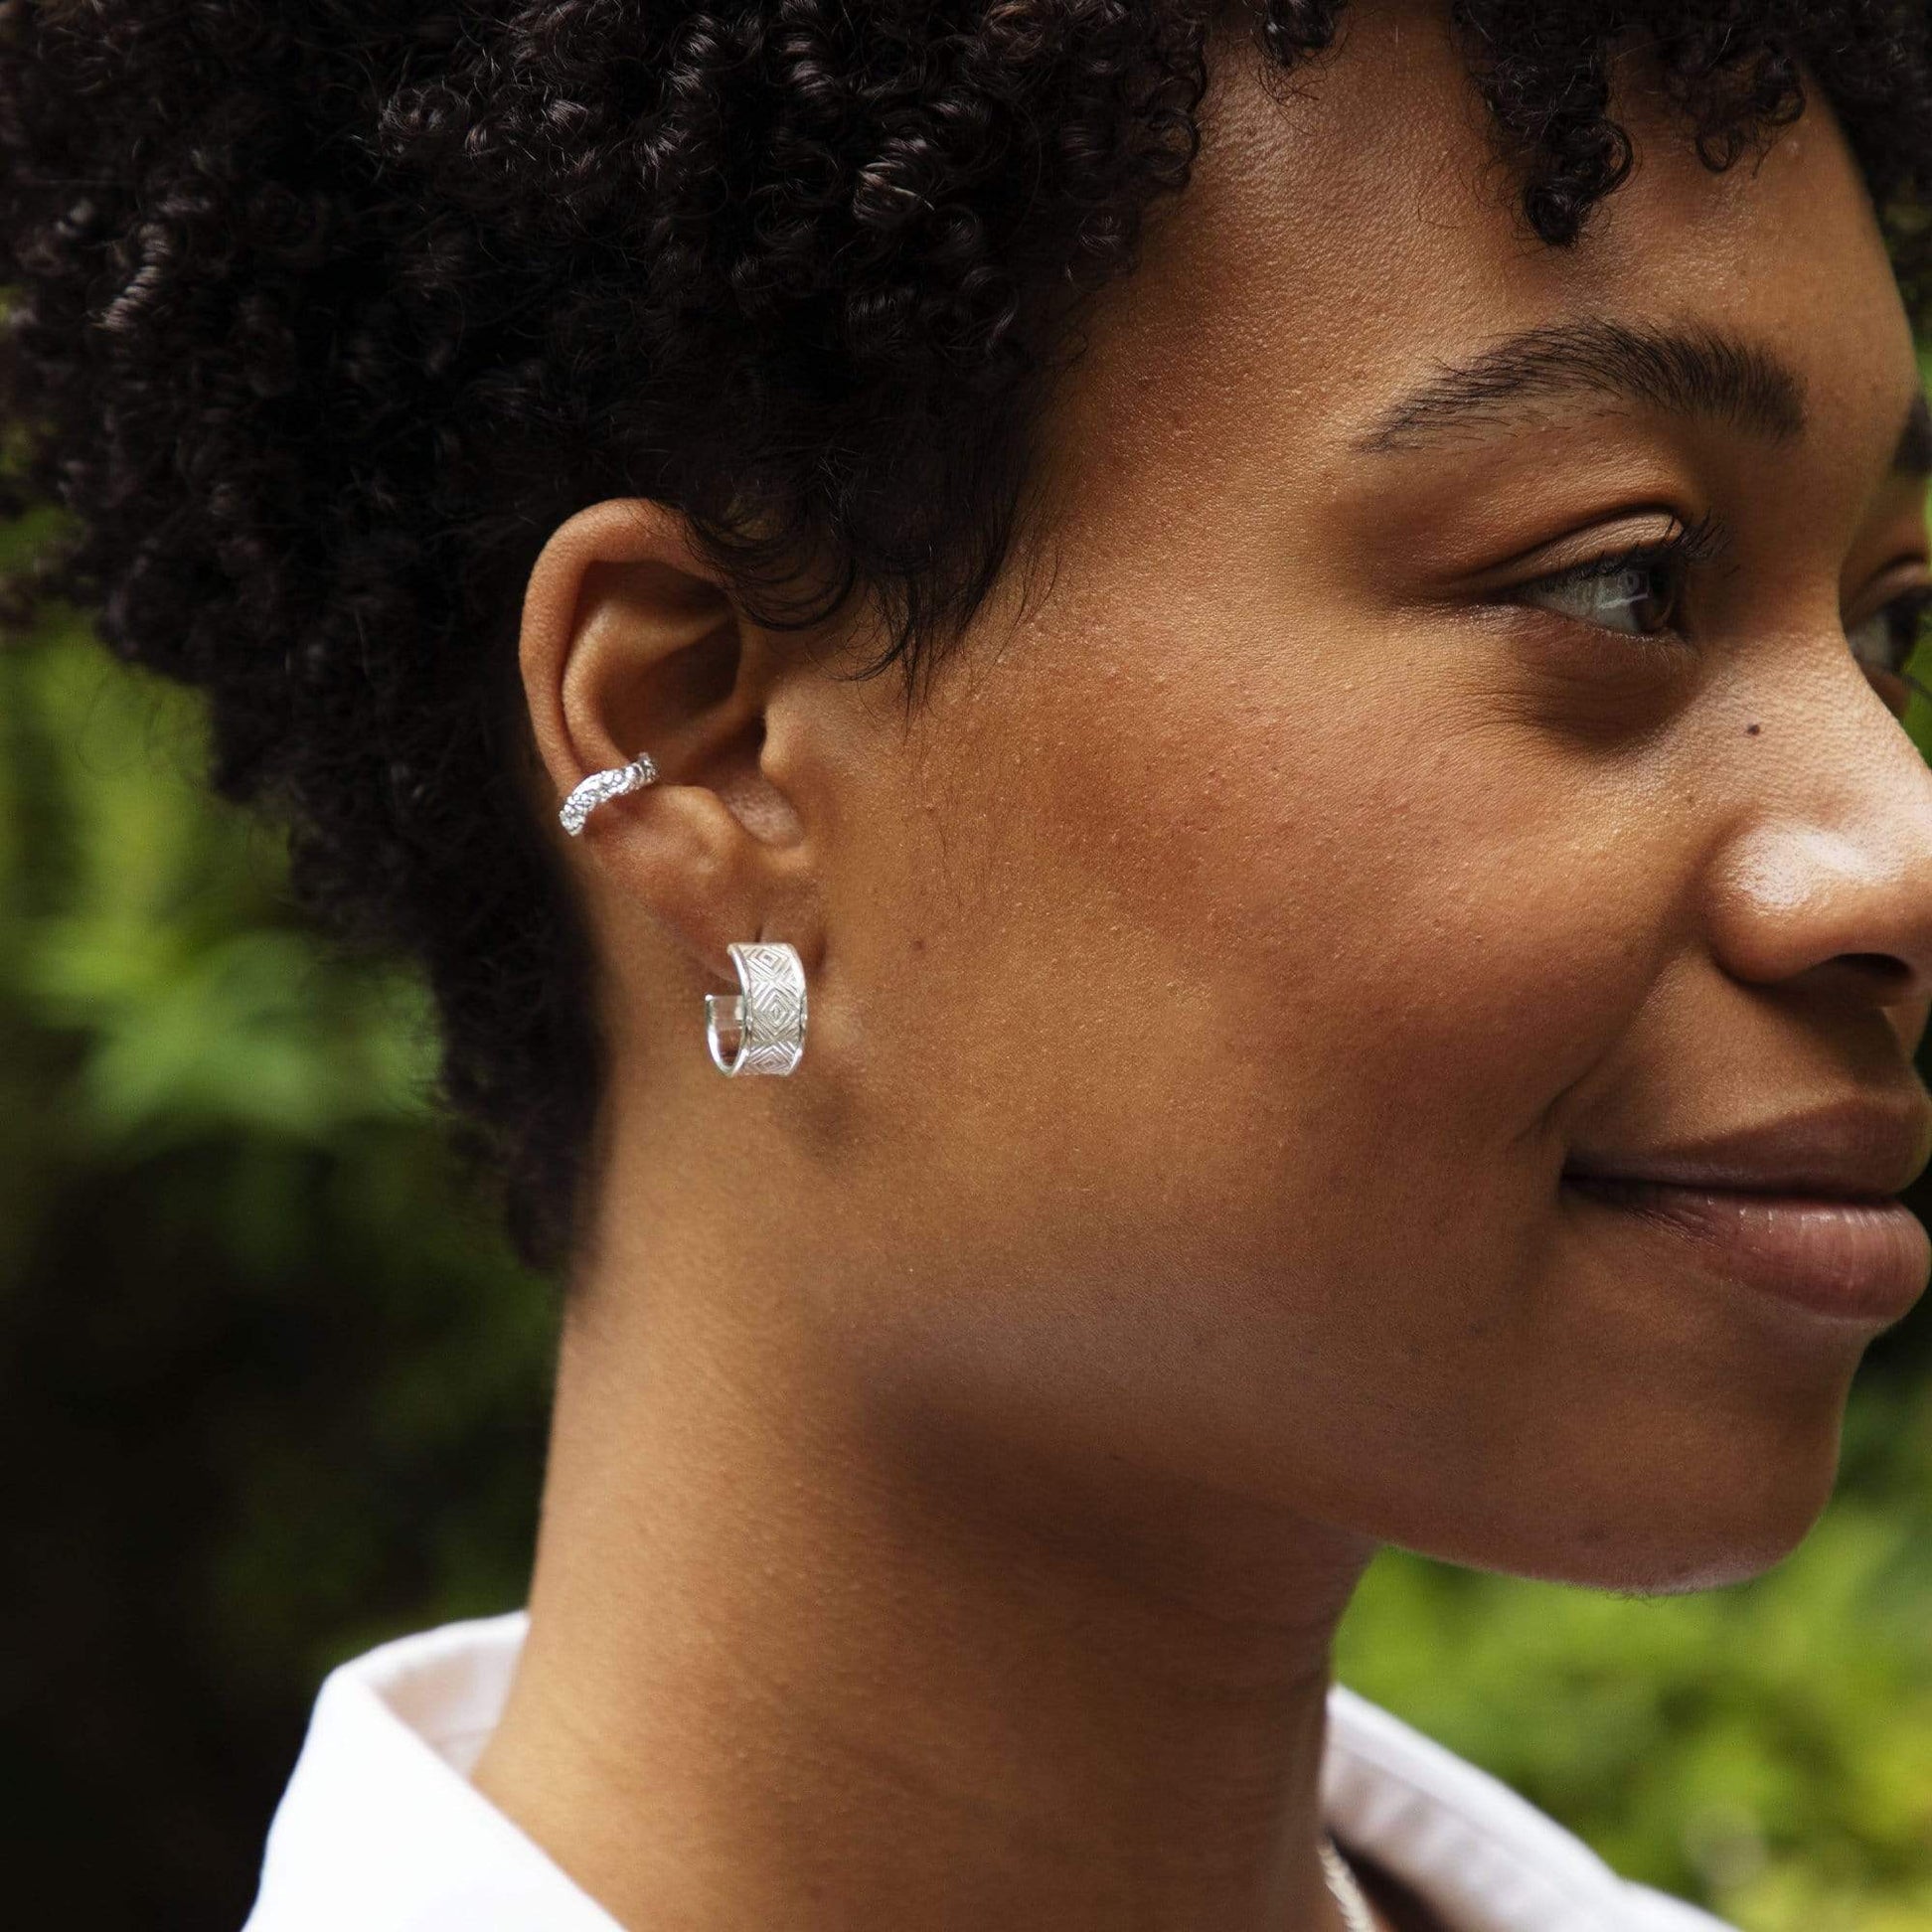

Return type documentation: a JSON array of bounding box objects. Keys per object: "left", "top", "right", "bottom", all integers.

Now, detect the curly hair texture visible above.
[{"left": 2, "top": 0, "right": 1930, "bottom": 1278}]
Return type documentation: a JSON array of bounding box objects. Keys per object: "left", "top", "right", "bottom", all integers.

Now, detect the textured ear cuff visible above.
[
  {"left": 706, "top": 942, "right": 807, "bottom": 1076},
  {"left": 559, "top": 752, "right": 658, "bottom": 836}
]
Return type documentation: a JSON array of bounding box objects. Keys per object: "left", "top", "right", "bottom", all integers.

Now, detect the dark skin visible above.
[{"left": 472, "top": 3, "right": 1932, "bottom": 1928}]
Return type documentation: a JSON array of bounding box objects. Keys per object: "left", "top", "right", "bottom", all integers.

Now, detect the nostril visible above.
[{"left": 1838, "top": 952, "right": 1915, "bottom": 995}]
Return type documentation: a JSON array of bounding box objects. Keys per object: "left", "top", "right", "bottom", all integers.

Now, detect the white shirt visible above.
[{"left": 242, "top": 1611, "right": 1735, "bottom": 1932}]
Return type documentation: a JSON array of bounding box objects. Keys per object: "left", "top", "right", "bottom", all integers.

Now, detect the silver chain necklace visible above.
[{"left": 1320, "top": 1832, "right": 1378, "bottom": 1932}]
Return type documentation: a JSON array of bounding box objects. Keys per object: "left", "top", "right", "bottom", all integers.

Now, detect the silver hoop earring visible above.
[
  {"left": 559, "top": 751, "right": 658, "bottom": 837},
  {"left": 706, "top": 941, "right": 807, "bottom": 1076}
]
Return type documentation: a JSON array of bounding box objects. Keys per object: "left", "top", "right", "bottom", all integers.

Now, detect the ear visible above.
[{"left": 518, "top": 498, "right": 817, "bottom": 983}]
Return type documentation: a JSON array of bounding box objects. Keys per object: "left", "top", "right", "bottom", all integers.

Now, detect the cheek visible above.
[{"left": 917, "top": 613, "right": 1679, "bottom": 1262}]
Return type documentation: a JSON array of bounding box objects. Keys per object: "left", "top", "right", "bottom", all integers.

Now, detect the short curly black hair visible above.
[{"left": 2, "top": 0, "right": 1929, "bottom": 1278}]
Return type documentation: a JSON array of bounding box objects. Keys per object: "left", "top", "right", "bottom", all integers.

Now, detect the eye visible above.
[
  {"left": 1846, "top": 587, "right": 1932, "bottom": 720},
  {"left": 1525, "top": 551, "right": 1685, "bottom": 637},
  {"left": 1503, "top": 513, "right": 1726, "bottom": 642}
]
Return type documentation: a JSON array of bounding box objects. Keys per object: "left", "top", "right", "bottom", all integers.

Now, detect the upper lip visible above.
[{"left": 1565, "top": 1093, "right": 1932, "bottom": 1202}]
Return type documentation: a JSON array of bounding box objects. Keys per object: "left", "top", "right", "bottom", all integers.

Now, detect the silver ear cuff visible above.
[
  {"left": 706, "top": 941, "right": 807, "bottom": 1075},
  {"left": 559, "top": 751, "right": 658, "bottom": 836}
]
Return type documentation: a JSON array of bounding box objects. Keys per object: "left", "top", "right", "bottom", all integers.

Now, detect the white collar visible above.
[{"left": 243, "top": 1611, "right": 1731, "bottom": 1932}]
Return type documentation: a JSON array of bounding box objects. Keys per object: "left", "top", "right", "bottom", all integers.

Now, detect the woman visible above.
[{"left": 4, "top": 1, "right": 1930, "bottom": 1927}]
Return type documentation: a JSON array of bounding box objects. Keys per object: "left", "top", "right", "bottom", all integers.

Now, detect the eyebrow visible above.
[{"left": 1352, "top": 316, "right": 1932, "bottom": 481}]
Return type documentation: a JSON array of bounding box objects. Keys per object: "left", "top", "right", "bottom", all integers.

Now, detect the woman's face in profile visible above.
[{"left": 739, "top": 0, "right": 1932, "bottom": 1589}]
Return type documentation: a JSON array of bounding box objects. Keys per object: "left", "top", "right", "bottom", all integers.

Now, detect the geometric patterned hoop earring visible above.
[
  {"left": 706, "top": 941, "right": 807, "bottom": 1076},
  {"left": 558, "top": 750, "right": 658, "bottom": 837}
]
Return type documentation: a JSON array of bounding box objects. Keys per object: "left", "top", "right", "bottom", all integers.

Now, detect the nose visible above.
[{"left": 1705, "top": 661, "right": 1932, "bottom": 1024}]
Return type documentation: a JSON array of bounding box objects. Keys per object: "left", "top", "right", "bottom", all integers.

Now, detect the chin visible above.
[
  {"left": 1518, "top": 1425, "right": 1845, "bottom": 1596},
  {"left": 1361, "top": 1383, "right": 1851, "bottom": 1597}
]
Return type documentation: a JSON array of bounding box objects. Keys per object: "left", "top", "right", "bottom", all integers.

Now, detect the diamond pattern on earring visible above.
[{"left": 709, "top": 941, "right": 807, "bottom": 1075}]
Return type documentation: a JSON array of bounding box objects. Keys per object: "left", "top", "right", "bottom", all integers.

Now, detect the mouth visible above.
[{"left": 1559, "top": 1171, "right": 1931, "bottom": 1327}]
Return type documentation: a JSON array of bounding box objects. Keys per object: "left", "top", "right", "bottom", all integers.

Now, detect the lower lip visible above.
[{"left": 1562, "top": 1176, "right": 1931, "bottom": 1326}]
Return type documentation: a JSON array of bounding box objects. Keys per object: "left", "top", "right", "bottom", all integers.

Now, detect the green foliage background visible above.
[{"left": 2, "top": 498, "right": 1930, "bottom": 1929}]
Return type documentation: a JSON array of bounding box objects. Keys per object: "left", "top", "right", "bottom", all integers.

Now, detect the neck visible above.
[{"left": 472, "top": 1255, "right": 1386, "bottom": 1932}]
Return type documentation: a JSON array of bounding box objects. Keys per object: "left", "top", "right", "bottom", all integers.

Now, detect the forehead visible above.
[{"left": 1038, "top": 0, "right": 1915, "bottom": 522}]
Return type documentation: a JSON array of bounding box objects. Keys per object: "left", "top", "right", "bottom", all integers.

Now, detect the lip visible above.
[
  {"left": 1562, "top": 1175, "right": 1931, "bottom": 1325},
  {"left": 1563, "top": 1094, "right": 1932, "bottom": 1327},
  {"left": 1565, "top": 1093, "right": 1932, "bottom": 1202}
]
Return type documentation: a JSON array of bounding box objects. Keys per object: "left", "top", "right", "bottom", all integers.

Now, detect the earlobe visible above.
[{"left": 517, "top": 498, "right": 818, "bottom": 986}]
